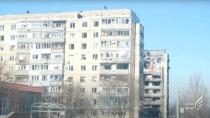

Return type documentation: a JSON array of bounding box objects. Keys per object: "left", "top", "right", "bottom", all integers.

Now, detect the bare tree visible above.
[
  {"left": 0, "top": 62, "right": 25, "bottom": 115},
  {"left": 180, "top": 73, "right": 209, "bottom": 118},
  {"left": 99, "top": 75, "right": 130, "bottom": 118},
  {"left": 0, "top": 62, "right": 14, "bottom": 82},
  {"left": 62, "top": 84, "right": 94, "bottom": 118}
]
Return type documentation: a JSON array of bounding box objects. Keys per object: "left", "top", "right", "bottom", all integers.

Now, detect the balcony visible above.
[
  {"left": 17, "top": 37, "right": 64, "bottom": 43},
  {"left": 145, "top": 78, "right": 162, "bottom": 82},
  {"left": 17, "top": 27, "right": 65, "bottom": 32},
  {"left": 100, "top": 69, "right": 129, "bottom": 75},
  {"left": 144, "top": 100, "right": 161, "bottom": 105},
  {"left": 15, "top": 70, "right": 29, "bottom": 75},
  {"left": 39, "top": 70, "right": 63, "bottom": 75},
  {"left": 144, "top": 93, "right": 161, "bottom": 97},
  {"left": 101, "top": 58, "right": 129, "bottom": 63},
  {"left": 144, "top": 70, "right": 161, "bottom": 76},
  {"left": 144, "top": 85, "right": 161, "bottom": 90},
  {"left": 30, "top": 59, "right": 63, "bottom": 64},
  {"left": 51, "top": 48, "right": 64, "bottom": 53},
  {"left": 49, "top": 81, "right": 63, "bottom": 86}
]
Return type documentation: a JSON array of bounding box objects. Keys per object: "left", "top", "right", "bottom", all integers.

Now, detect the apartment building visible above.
[
  {"left": 143, "top": 50, "right": 169, "bottom": 118},
  {"left": 0, "top": 16, "right": 66, "bottom": 102},
  {"left": 0, "top": 9, "right": 144, "bottom": 118}
]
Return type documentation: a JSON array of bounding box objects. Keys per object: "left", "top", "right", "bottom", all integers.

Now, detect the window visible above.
[
  {"left": 11, "top": 25, "right": 16, "bottom": 30},
  {"left": 41, "top": 53, "right": 50, "bottom": 59},
  {"left": 92, "top": 88, "right": 97, "bottom": 93},
  {"left": 93, "top": 32, "right": 98, "bottom": 38},
  {"left": 9, "top": 56, "right": 15, "bottom": 61},
  {"left": 11, "top": 35, "right": 15, "bottom": 40},
  {"left": 104, "top": 64, "right": 111, "bottom": 70},
  {"left": 42, "top": 75, "right": 47, "bottom": 81},
  {"left": 10, "top": 45, "right": 15, "bottom": 50},
  {"left": 92, "top": 76, "right": 97, "bottom": 82},
  {"left": 52, "top": 32, "right": 64, "bottom": 38},
  {"left": 0, "top": 25, "right": 4, "bottom": 31},
  {"left": 18, "top": 65, "right": 26, "bottom": 70},
  {"left": 92, "top": 65, "right": 97, "bottom": 71},
  {"left": 69, "top": 33, "right": 75, "bottom": 38},
  {"left": 32, "top": 65, "right": 39, "bottom": 70},
  {"left": 69, "top": 44, "right": 74, "bottom": 50},
  {"left": 93, "top": 54, "right": 98, "bottom": 60},
  {"left": 32, "top": 75, "right": 39, "bottom": 81},
  {"left": 153, "top": 82, "right": 161, "bottom": 86},
  {"left": 81, "top": 43, "right": 87, "bottom": 49},
  {"left": 50, "top": 75, "right": 63, "bottom": 81},
  {"left": 81, "top": 65, "right": 86, "bottom": 71},
  {"left": 82, "top": 32, "right": 87, "bottom": 38},
  {"left": 91, "top": 110, "right": 97, "bottom": 116},
  {"left": 32, "top": 55, "right": 38, "bottom": 59},
  {"left": 80, "top": 76, "right": 85, "bottom": 83},
  {"left": 68, "top": 77, "right": 73, "bottom": 82},
  {"left": 69, "top": 65, "right": 74, "bottom": 71},
  {"left": 117, "top": 63, "right": 129, "bottom": 69},
  {"left": 54, "top": 54, "right": 63, "bottom": 59},
  {"left": 81, "top": 54, "right": 86, "bottom": 60},
  {"left": 102, "top": 18, "right": 129, "bottom": 24},
  {"left": 101, "top": 29, "right": 129, "bottom": 36},
  {"left": 0, "top": 35, "right": 4, "bottom": 41},
  {"left": 126, "top": 19, "right": 129, "bottom": 24},
  {"left": 82, "top": 22, "right": 87, "bottom": 27},
  {"left": 40, "top": 64, "right": 48, "bottom": 70},
  {"left": 70, "top": 23, "right": 75, "bottom": 28},
  {"left": 94, "top": 21, "right": 99, "bottom": 27},
  {"left": 80, "top": 88, "right": 85, "bottom": 93},
  {"left": 0, "top": 47, "right": 3, "bottom": 51},
  {"left": 93, "top": 99, "right": 97, "bottom": 105}
]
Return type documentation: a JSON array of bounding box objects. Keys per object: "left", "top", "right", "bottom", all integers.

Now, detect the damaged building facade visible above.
[{"left": 143, "top": 50, "right": 169, "bottom": 118}]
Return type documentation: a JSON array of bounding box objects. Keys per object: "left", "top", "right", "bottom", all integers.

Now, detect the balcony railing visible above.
[
  {"left": 143, "top": 100, "right": 161, "bottom": 105},
  {"left": 15, "top": 70, "right": 29, "bottom": 75},
  {"left": 101, "top": 58, "right": 129, "bottom": 63},
  {"left": 144, "top": 85, "right": 161, "bottom": 90},
  {"left": 144, "top": 93, "right": 161, "bottom": 97},
  {"left": 145, "top": 78, "right": 162, "bottom": 82},
  {"left": 100, "top": 69, "right": 129, "bottom": 75}
]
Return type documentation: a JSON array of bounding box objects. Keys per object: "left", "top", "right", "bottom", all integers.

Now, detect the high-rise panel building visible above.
[
  {"left": 0, "top": 14, "right": 66, "bottom": 99},
  {"left": 143, "top": 50, "right": 169, "bottom": 118},
  {"left": 0, "top": 9, "right": 144, "bottom": 117}
]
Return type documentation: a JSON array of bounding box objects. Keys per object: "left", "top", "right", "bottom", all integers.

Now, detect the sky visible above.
[{"left": 0, "top": 0, "right": 210, "bottom": 103}]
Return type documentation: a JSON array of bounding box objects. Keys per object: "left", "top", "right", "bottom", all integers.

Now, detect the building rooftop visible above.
[
  {"left": 0, "top": 9, "right": 135, "bottom": 21},
  {"left": 0, "top": 82, "right": 44, "bottom": 94}
]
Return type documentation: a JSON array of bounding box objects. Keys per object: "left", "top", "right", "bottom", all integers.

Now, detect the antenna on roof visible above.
[
  {"left": 104, "top": 6, "right": 108, "bottom": 10},
  {"left": 26, "top": 10, "right": 30, "bottom": 14}
]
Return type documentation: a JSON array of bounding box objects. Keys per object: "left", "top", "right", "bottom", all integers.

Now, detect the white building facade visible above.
[
  {"left": 0, "top": 9, "right": 144, "bottom": 118},
  {"left": 143, "top": 50, "right": 169, "bottom": 118}
]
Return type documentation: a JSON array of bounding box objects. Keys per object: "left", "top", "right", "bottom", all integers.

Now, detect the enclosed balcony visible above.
[{"left": 100, "top": 63, "right": 129, "bottom": 75}]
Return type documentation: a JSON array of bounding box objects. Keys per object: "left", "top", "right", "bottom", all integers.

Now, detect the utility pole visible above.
[{"left": 176, "top": 88, "right": 179, "bottom": 118}]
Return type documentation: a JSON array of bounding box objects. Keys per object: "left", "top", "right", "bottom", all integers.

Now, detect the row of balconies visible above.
[
  {"left": 16, "top": 58, "right": 64, "bottom": 64},
  {"left": 14, "top": 70, "right": 63, "bottom": 75},
  {"left": 17, "top": 38, "right": 65, "bottom": 43}
]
